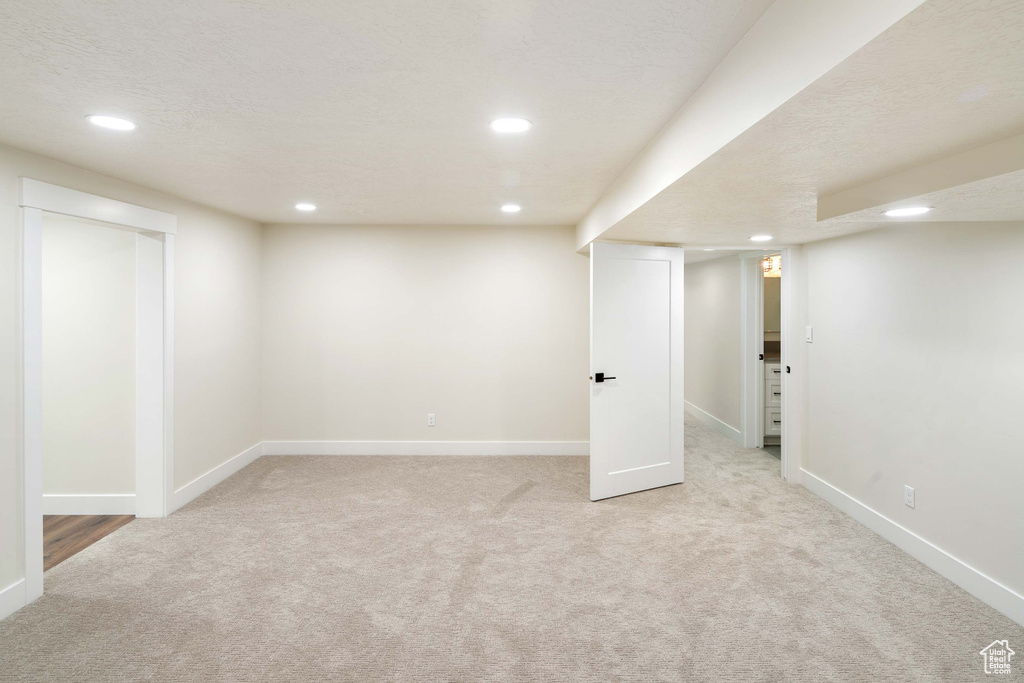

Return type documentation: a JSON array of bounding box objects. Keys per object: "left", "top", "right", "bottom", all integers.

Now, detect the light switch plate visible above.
[{"left": 805, "top": 326, "right": 814, "bottom": 343}]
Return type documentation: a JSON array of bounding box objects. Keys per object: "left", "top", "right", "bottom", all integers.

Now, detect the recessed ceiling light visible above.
[
  {"left": 884, "top": 206, "right": 931, "bottom": 217},
  {"left": 490, "top": 118, "right": 532, "bottom": 134},
  {"left": 295, "top": 203, "right": 317, "bottom": 212},
  {"left": 704, "top": 248, "right": 716, "bottom": 251},
  {"left": 501, "top": 204, "right": 521, "bottom": 213},
  {"left": 86, "top": 115, "right": 136, "bottom": 131},
  {"left": 750, "top": 235, "right": 773, "bottom": 242}
]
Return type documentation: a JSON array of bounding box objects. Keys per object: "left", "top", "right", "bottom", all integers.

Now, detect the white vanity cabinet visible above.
[{"left": 764, "top": 362, "right": 782, "bottom": 437}]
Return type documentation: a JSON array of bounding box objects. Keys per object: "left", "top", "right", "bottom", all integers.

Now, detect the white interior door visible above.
[{"left": 590, "top": 242, "right": 684, "bottom": 501}]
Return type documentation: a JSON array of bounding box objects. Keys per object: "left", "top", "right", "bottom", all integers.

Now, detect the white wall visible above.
[
  {"left": 684, "top": 255, "right": 741, "bottom": 431},
  {"left": 764, "top": 275, "right": 781, "bottom": 336},
  {"left": 262, "top": 224, "right": 589, "bottom": 443},
  {"left": 172, "top": 202, "right": 262, "bottom": 489},
  {"left": 42, "top": 215, "right": 136, "bottom": 495},
  {"left": 803, "top": 222, "right": 1024, "bottom": 599},
  {"left": 0, "top": 142, "right": 263, "bottom": 593}
]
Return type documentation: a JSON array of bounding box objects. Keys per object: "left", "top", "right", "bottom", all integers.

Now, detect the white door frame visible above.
[
  {"left": 18, "top": 178, "right": 176, "bottom": 606},
  {"left": 739, "top": 248, "right": 794, "bottom": 480},
  {"left": 739, "top": 253, "right": 765, "bottom": 449}
]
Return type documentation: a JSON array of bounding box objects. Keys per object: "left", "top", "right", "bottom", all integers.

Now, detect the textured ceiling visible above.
[
  {"left": 682, "top": 248, "right": 752, "bottom": 265},
  {"left": 828, "top": 168, "right": 1024, "bottom": 225},
  {"left": 0, "top": 0, "right": 772, "bottom": 225},
  {"left": 605, "top": 0, "right": 1024, "bottom": 246}
]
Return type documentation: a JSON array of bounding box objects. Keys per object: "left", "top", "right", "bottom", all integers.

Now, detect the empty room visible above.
[{"left": 1, "top": 1, "right": 1022, "bottom": 680}]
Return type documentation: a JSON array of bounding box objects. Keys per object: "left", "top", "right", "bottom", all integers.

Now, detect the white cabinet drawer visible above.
[
  {"left": 764, "top": 363, "right": 783, "bottom": 380},
  {"left": 765, "top": 379, "right": 782, "bottom": 407},
  {"left": 765, "top": 409, "right": 782, "bottom": 436}
]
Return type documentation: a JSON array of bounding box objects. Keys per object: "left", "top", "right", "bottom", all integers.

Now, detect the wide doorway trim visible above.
[{"left": 18, "top": 178, "right": 176, "bottom": 607}]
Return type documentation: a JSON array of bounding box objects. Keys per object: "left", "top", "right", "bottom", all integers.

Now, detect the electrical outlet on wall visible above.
[
  {"left": 427, "top": 413, "right": 436, "bottom": 427},
  {"left": 904, "top": 485, "right": 915, "bottom": 509}
]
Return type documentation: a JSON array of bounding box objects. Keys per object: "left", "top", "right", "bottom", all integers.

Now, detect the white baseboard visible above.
[
  {"left": 0, "top": 579, "right": 26, "bottom": 621},
  {"left": 262, "top": 440, "right": 590, "bottom": 456},
  {"left": 684, "top": 401, "right": 742, "bottom": 445},
  {"left": 170, "top": 439, "right": 586, "bottom": 512},
  {"left": 171, "top": 442, "right": 263, "bottom": 512},
  {"left": 42, "top": 494, "right": 135, "bottom": 516},
  {"left": 802, "top": 469, "right": 1024, "bottom": 627}
]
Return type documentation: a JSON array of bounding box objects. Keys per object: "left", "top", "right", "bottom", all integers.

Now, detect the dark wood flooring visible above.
[{"left": 43, "top": 515, "right": 135, "bottom": 571}]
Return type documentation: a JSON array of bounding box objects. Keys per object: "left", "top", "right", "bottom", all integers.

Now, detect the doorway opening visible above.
[
  {"left": 40, "top": 213, "right": 139, "bottom": 569},
  {"left": 18, "top": 179, "right": 176, "bottom": 610},
  {"left": 760, "top": 253, "right": 782, "bottom": 460},
  {"left": 740, "top": 249, "right": 791, "bottom": 479},
  {"left": 679, "top": 246, "right": 793, "bottom": 480}
]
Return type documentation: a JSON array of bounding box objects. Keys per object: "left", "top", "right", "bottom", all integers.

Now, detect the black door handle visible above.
[{"left": 594, "top": 372, "right": 616, "bottom": 383}]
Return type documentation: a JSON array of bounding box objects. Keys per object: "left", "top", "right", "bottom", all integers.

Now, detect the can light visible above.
[
  {"left": 490, "top": 118, "right": 532, "bottom": 134},
  {"left": 295, "top": 203, "right": 317, "bottom": 212},
  {"left": 884, "top": 206, "right": 931, "bottom": 217},
  {"left": 501, "top": 204, "right": 521, "bottom": 213},
  {"left": 87, "top": 115, "right": 136, "bottom": 131}
]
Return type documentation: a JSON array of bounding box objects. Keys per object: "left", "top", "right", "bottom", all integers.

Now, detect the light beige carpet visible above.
[{"left": 1, "top": 417, "right": 1021, "bottom": 681}]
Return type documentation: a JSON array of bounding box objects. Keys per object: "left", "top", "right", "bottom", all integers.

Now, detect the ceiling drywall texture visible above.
[
  {"left": 828, "top": 168, "right": 1024, "bottom": 225},
  {"left": 682, "top": 248, "right": 752, "bottom": 265},
  {"left": 0, "top": 0, "right": 773, "bottom": 225},
  {"left": 605, "top": 0, "right": 1024, "bottom": 246}
]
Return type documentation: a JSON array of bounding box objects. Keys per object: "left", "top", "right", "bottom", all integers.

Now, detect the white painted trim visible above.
[
  {"left": 170, "top": 438, "right": 589, "bottom": 510},
  {"left": 779, "top": 247, "right": 792, "bottom": 481},
  {"left": 135, "top": 233, "right": 166, "bottom": 517},
  {"left": 42, "top": 494, "right": 136, "bottom": 516},
  {"left": 739, "top": 253, "right": 764, "bottom": 449},
  {"left": 18, "top": 183, "right": 176, "bottom": 615},
  {"left": 19, "top": 178, "right": 177, "bottom": 234},
  {"left": 263, "top": 441, "right": 590, "bottom": 456},
  {"left": 21, "top": 207, "right": 44, "bottom": 605},
  {"left": 802, "top": 469, "right": 1024, "bottom": 627},
  {"left": 162, "top": 235, "right": 175, "bottom": 514},
  {"left": 684, "top": 401, "right": 742, "bottom": 445},
  {"left": 0, "top": 580, "right": 27, "bottom": 622},
  {"left": 171, "top": 442, "right": 264, "bottom": 512}
]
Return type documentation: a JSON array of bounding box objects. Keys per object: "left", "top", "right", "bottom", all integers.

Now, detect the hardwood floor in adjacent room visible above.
[{"left": 43, "top": 515, "right": 134, "bottom": 571}]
